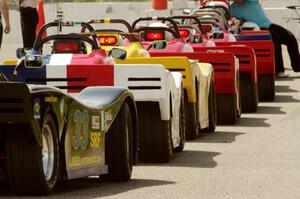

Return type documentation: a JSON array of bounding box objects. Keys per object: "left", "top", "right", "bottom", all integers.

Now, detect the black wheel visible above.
[
  {"left": 200, "top": 80, "right": 217, "bottom": 133},
  {"left": 6, "top": 114, "right": 59, "bottom": 195},
  {"left": 240, "top": 72, "right": 258, "bottom": 112},
  {"left": 258, "top": 74, "right": 275, "bottom": 101},
  {"left": 137, "top": 102, "right": 172, "bottom": 163},
  {"left": 184, "top": 90, "right": 198, "bottom": 140},
  {"left": 174, "top": 89, "right": 185, "bottom": 152},
  {"left": 101, "top": 103, "right": 133, "bottom": 181},
  {"left": 216, "top": 94, "right": 238, "bottom": 124}
]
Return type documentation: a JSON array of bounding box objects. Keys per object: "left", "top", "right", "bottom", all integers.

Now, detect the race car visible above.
[
  {"left": 132, "top": 17, "right": 240, "bottom": 124},
  {"left": 2, "top": 21, "right": 185, "bottom": 164},
  {"left": 85, "top": 19, "right": 216, "bottom": 139},
  {"left": 0, "top": 21, "right": 139, "bottom": 195},
  {"left": 192, "top": 3, "right": 276, "bottom": 101},
  {"left": 172, "top": 15, "right": 258, "bottom": 112}
]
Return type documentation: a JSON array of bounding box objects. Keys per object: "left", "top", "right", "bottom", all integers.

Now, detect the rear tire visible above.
[
  {"left": 184, "top": 90, "right": 198, "bottom": 140},
  {"left": 138, "top": 102, "right": 172, "bottom": 163},
  {"left": 101, "top": 103, "right": 133, "bottom": 181},
  {"left": 216, "top": 94, "right": 238, "bottom": 124},
  {"left": 240, "top": 72, "right": 258, "bottom": 112},
  {"left": 258, "top": 74, "right": 275, "bottom": 101},
  {"left": 6, "top": 114, "right": 59, "bottom": 195},
  {"left": 200, "top": 80, "right": 217, "bottom": 133},
  {"left": 174, "top": 89, "right": 185, "bottom": 152}
]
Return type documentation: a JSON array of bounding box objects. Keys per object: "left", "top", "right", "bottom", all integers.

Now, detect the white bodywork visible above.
[
  {"left": 114, "top": 64, "right": 183, "bottom": 148},
  {"left": 189, "top": 60, "right": 213, "bottom": 129},
  {"left": 45, "top": 54, "right": 183, "bottom": 149}
]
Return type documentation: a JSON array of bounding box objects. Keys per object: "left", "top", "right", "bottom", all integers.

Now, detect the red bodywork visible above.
[
  {"left": 216, "top": 41, "right": 275, "bottom": 75},
  {"left": 193, "top": 46, "right": 257, "bottom": 84},
  {"left": 67, "top": 64, "right": 114, "bottom": 93},
  {"left": 54, "top": 49, "right": 115, "bottom": 93}
]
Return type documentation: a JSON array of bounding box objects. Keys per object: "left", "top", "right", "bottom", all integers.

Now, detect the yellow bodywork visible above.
[{"left": 2, "top": 59, "right": 18, "bottom": 65}]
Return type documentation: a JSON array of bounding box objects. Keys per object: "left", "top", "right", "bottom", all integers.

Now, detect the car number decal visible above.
[{"left": 72, "top": 110, "right": 89, "bottom": 151}]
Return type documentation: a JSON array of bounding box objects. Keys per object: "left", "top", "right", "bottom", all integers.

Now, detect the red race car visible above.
[{"left": 171, "top": 15, "right": 258, "bottom": 112}]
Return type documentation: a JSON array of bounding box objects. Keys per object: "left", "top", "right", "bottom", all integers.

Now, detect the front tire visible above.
[
  {"left": 6, "top": 114, "right": 59, "bottom": 195},
  {"left": 101, "top": 103, "right": 133, "bottom": 181}
]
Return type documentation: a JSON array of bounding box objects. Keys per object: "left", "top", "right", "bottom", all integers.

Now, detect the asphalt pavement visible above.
[{"left": 0, "top": 46, "right": 300, "bottom": 198}]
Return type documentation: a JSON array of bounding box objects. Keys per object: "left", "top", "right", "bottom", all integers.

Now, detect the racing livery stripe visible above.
[
  {"left": 45, "top": 54, "right": 72, "bottom": 92},
  {"left": 48, "top": 54, "right": 73, "bottom": 65},
  {"left": 46, "top": 64, "right": 67, "bottom": 91},
  {"left": 66, "top": 64, "right": 114, "bottom": 93}
]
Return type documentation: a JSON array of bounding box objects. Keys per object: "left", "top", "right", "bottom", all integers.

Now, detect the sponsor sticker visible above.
[
  {"left": 92, "top": 116, "right": 100, "bottom": 130},
  {"left": 45, "top": 95, "right": 58, "bottom": 103},
  {"left": 105, "top": 110, "right": 113, "bottom": 121},
  {"left": 33, "top": 98, "right": 41, "bottom": 119}
]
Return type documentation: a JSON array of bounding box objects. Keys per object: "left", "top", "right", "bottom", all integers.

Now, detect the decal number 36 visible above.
[{"left": 72, "top": 110, "right": 89, "bottom": 150}]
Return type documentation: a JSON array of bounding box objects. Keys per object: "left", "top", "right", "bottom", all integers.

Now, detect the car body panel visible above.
[
  {"left": 0, "top": 82, "right": 136, "bottom": 180},
  {"left": 216, "top": 40, "right": 275, "bottom": 75},
  {"left": 193, "top": 46, "right": 257, "bottom": 84}
]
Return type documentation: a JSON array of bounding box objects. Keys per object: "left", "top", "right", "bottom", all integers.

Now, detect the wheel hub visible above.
[{"left": 42, "top": 124, "right": 54, "bottom": 181}]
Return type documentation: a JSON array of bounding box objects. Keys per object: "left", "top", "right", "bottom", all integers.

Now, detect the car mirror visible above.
[
  {"left": 24, "top": 54, "right": 44, "bottom": 68},
  {"left": 108, "top": 48, "right": 127, "bottom": 60}
]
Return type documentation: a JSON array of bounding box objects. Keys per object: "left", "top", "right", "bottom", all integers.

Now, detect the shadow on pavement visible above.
[
  {"left": 255, "top": 105, "right": 286, "bottom": 114},
  {"left": 275, "top": 75, "right": 300, "bottom": 81},
  {"left": 196, "top": 131, "right": 245, "bottom": 144},
  {"left": 167, "top": 150, "right": 220, "bottom": 168},
  {"left": 235, "top": 117, "right": 270, "bottom": 127},
  {"left": 274, "top": 95, "right": 300, "bottom": 103},
  {"left": 0, "top": 178, "right": 175, "bottom": 198},
  {"left": 275, "top": 85, "right": 299, "bottom": 93},
  {"left": 141, "top": 150, "right": 220, "bottom": 169}
]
